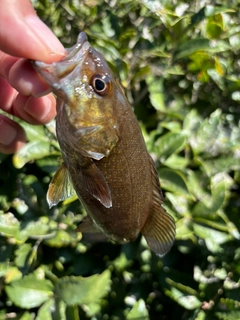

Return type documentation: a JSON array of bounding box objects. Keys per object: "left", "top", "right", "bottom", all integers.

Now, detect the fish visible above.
[{"left": 32, "top": 32, "right": 175, "bottom": 257}]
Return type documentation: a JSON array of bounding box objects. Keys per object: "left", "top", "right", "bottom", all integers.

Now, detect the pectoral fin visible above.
[
  {"left": 81, "top": 161, "right": 112, "bottom": 208},
  {"left": 47, "top": 162, "right": 76, "bottom": 208},
  {"left": 141, "top": 156, "right": 175, "bottom": 257}
]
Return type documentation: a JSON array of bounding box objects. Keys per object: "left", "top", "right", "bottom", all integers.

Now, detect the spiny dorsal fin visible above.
[
  {"left": 47, "top": 162, "right": 76, "bottom": 208},
  {"left": 81, "top": 161, "right": 112, "bottom": 208},
  {"left": 141, "top": 156, "right": 175, "bottom": 257}
]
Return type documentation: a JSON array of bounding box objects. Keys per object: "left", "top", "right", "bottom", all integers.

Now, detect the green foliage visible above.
[{"left": 0, "top": 0, "right": 240, "bottom": 319}]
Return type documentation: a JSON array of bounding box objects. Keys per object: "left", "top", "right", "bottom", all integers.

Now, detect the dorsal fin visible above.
[
  {"left": 47, "top": 162, "right": 76, "bottom": 208},
  {"left": 141, "top": 156, "right": 175, "bottom": 257}
]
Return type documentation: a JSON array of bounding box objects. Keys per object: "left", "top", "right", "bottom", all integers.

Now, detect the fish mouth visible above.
[
  {"left": 32, "top": 32, "right": 90, "bottom": 84},
  {"left": 64, "top": 32, "right": 90, "bottom": 62}
]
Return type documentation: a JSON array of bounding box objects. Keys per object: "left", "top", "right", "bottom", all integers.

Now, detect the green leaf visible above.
[
  {"left": 158, "top": 168, "right": 189, "bottom": 195},
  {"left": 215, "top": 311, "right": 240, "bottom": 320},
  {"left": 44, "top": 230, "right": 80, "bottom": 248},
  {"left": 13, "top": 141, "right": 52, "bottom": 168},
  {"left": 19, "top": 122, "right": 47, "bottom": 142},
  {"left": 5, "top": 274, "right": 53, "bottom": 309},
  {"left": 126, "top": 299, "right": 149, "bottom": 319},
  {"left": 177, "top": 294, "right": 202, "bottom": 310},
  {"left": 14, "top": 243, "right": 33, "bottom": 268},
  {"left": 166, "top": 287, "right": 201, "bottom": 310},
  {"left": 54, "top": 270, "right": 111, "bottom": 306},
  {"left": 19, "top": 312, "right": 35, "bottom": 320},
  {"left": 80, "top": 302, "right": 100, "bottom": 318},
  {"left": 36, "top": 156, "right": 61, "bottom": 174},
  {"left": 166, "top": 192, "right": 191, "bottom": 217},
  {"left": 112, "top": 252, "right": 133, "bottom": 272},
  {"left": 204, "top": 5, "right": 236, "bottom": 16},
  {"left": 19, "top": 220, "right": 50, "bottom": 239},
  {"left": 195, "top": 310, "right": 207, "bottom": 320},
  {"left": 192, "top": 175, "right": 226, "bottom": 215},
  {"left": 203, "top": 156, "right": 240, "bottom": 176},
  {"left": 146, "top": 76, "right": 166, "bottom": 111},
  {"left": 0, "top": 212, "right": 20, "bottom": 236},
  {"left": 174, "top": 38, "right": 230, "bottom": 60},
  {"left": 183, "top": 109, "right": 202, "bottom": 133},
  {"left": 189, "top": 109, "right": 225, "bottom": 156},
  {"left": 0, "top": 264, "right": 22, "bottom": 283},
  {"left": 176, "top": 218, "right": 194, "bottom": 240},
  {"left": 164, "top": 154, "right": 189, "bottom": 170},
  {"left": 193, "top": 223, "right": 230, "bottom": 252},
  {"left": 154, "top": 132, "right": 186, "bottom": 160},
  {"left": 66, "top": 305, "right": 80, "bottom": 320},
  {"left": 36, "top": 298, "right": 54, "bottom": 320}
]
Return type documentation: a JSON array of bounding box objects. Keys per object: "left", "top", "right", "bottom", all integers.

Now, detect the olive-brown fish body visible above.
[
  {"left": 61, "top": 98, "right": 152, "bottom": 243},
  {"left": 33, "top": 32, "right": 175, "bottom": 256}
]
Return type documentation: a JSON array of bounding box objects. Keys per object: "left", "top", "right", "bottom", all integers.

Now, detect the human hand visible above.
[{"left": 0, "top": 0, "right": 65, "bottom": 154}]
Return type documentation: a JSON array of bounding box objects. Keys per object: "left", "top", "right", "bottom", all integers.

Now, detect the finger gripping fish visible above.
[{"left": 32, "top": 32, "right": 175, "bottom": 257}]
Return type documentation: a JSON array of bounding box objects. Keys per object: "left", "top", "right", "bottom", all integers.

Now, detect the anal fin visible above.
[
  {"left": 47, "top": 162, "right": 76, "bottom": 208},
  {"left": 76, "top": 216, "right": 108, "bottom": 243},
  {"left": 141, "top": 156, "right": 176, "bottom": 257},
  {"left": 81, "top": 161, "right": 112, "bottom": 208}
]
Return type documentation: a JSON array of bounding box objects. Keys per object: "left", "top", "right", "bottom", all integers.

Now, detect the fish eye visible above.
[{"left": 91, "top": 74, "right": 111, "bottom": 96}]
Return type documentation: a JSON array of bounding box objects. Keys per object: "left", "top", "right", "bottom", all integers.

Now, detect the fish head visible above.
[{"left": 32, "top": 32, "right": 122, "bottom": 158}]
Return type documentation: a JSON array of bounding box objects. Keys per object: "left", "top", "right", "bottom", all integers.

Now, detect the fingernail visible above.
[
  {"left": 0, "top": 118, "right": 17, "bottom": 146},
  {"left": 25, "top": 15, "right": 65, "bottom": 57}
]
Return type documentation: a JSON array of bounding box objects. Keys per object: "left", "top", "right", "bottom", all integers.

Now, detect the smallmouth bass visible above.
[{"left": 33, "top": 32, "right": 175, "bottom": 256}]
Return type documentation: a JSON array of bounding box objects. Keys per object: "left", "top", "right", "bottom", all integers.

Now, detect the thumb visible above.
[{"left": 0, "top": 0, "right": 65, "bottom": 63}]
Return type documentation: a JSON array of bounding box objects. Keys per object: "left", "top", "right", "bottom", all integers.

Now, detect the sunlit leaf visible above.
[
  {"left": 18, "top": 122, "right": 47, "bottom": 142},
  {"left": 193, "top": 223, "right": 230, "bottom": 252},
  {"left": 18, "top": 312, "right": 35, "bottom": 320},
  {"left": 0, "top": 264, "right": 22, "bottom": 283},
  {"left": 0, "top": 212, "right": 20, "bottom": 236},
  {"left": 5, "top": 274, "right": 53, "bottom": 309},
  {"left": 175, "top": 218, "right": 194, "bottom": 240},
  {"left": 54, "top": 270, "right": 111, "bottom": 306},
  {"left": 192, "top": 175, "right": 226, "bottom": 216},
  {"left": 158, "top": 168, "right": 189, "bottom": 195},
  {"left": 13, "top": 141, "right": 53, "bottom": 169},
  {"left": 36, "top": 298, "right": 54, "bottom": 320},
  {"left": 165, "top": 287, "right": 201, "bottom": 310},
  {"left": 154, "top": 132, "right": 186, "bottom": 160},
  {"left": 215, "top": 311, "right": 240, "bottom": 320},
  {"left": 174, "top": 39, "right": 230, "bottom": 60},
  {"left": 14, "top": 243, "right": 33, "bottom": 268},
  {"left": 44, "top": 230, "right": 80, "bottom": 248},
  {"left": 146, "top": 76, "right": 166, "bottom": 111},
  {"left": 126, "top": 299, "right": 149, "bottom": 319}
]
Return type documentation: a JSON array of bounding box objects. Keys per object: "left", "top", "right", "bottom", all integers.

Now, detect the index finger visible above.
[{"left": 0, "top": 0, "right": 65, "bottom": 63}]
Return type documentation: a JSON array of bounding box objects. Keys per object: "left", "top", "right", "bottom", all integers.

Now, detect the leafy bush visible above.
[{"left": 0, "top": 1, "right": 239, "bottom": 319}]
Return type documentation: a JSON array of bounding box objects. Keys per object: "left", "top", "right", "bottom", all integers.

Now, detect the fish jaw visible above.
[{"left": 31, "top": 32, "right": 91, "bottom": 102}]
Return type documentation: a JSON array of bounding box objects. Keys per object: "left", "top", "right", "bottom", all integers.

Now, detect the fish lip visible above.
[
  {"left": 64, "top": 32, "right": 90, "bottom": 62},
  {"left": 77, "top": 32, "right": 88, "bottom": 47},
  {"left": 32, "top": 32, "right": 91, "bottom": 86}
]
